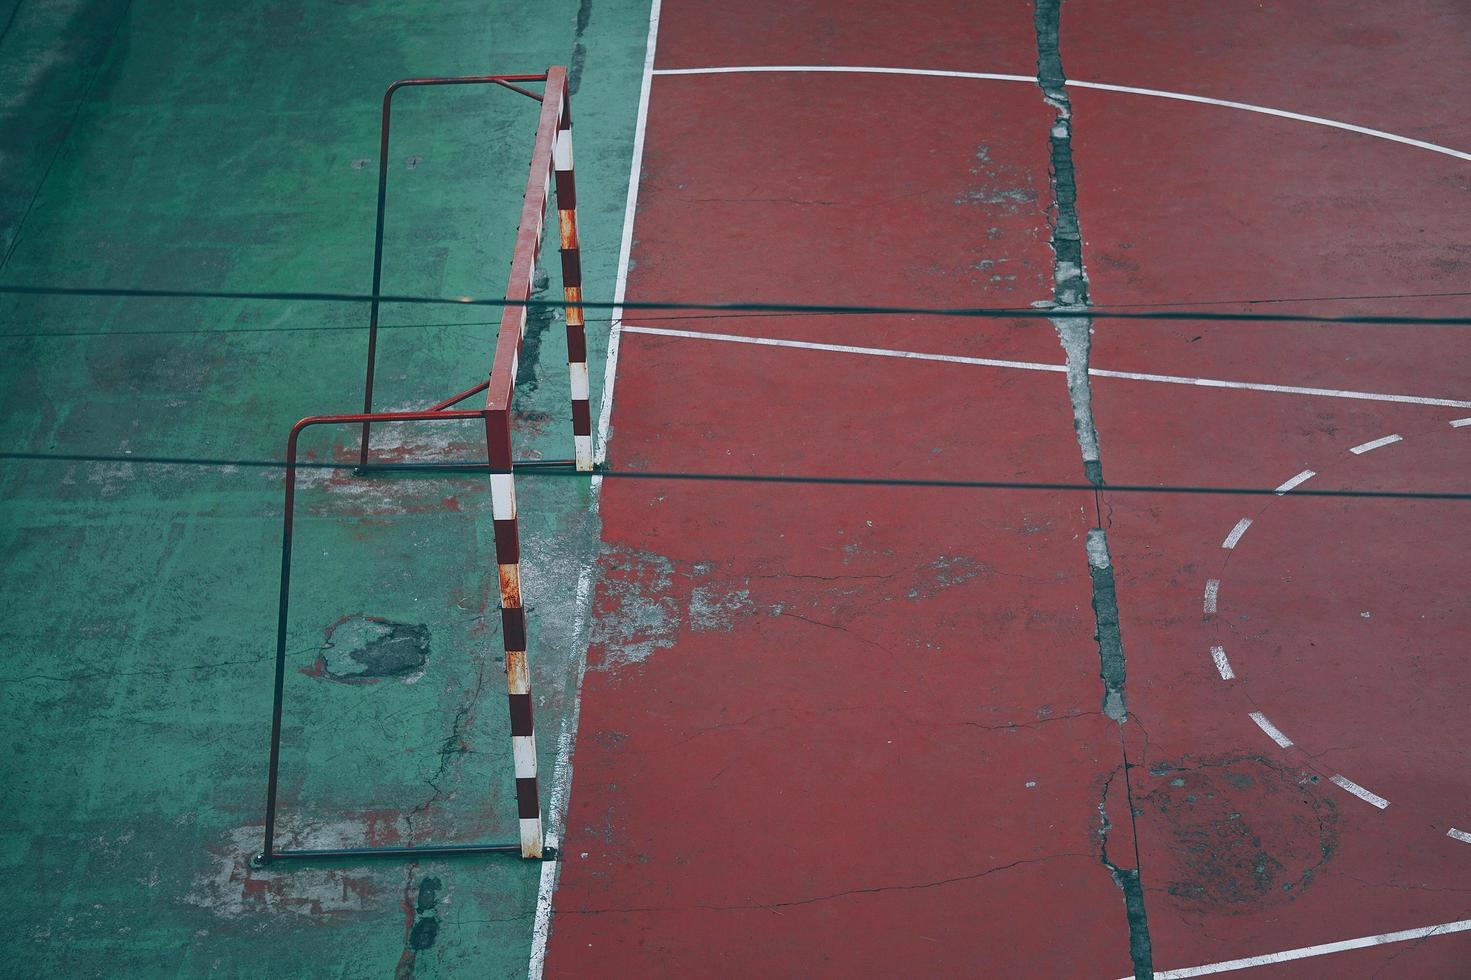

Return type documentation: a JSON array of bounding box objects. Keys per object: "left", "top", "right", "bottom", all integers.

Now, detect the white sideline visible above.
[
  {"left": 654, "top": 65, "right": 1471, "bottom": 163},
  {"left": 528, "top": 1, "right": 664, "bottom": 976},
  {"left": 620, "top": 325, "right": 1471, "bottom": 409},
  {"left": 1131, "top": 918, "right": 1471, "bottom": 978}
]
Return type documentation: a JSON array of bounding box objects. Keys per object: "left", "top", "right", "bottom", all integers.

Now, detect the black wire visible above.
[
  {"left": 8, "top": 293, "right": 1471, "bottom": 340},
  {"left": 3, "top": 282, "right": 1471, "bottom": 327},
  {"left": 2, "top": 450, "right": 1466, "bottom": 502}
]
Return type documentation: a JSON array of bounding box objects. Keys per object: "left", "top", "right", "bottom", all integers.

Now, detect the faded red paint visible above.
[
  {"left": 1068, "top": 1, "right": 1471, "bottom": 969},
  {"left": 546, "top": 10, "right": 1137, "bottom": 974},
  {"left": 544, "top": 0, "right": 1471, "bottom": 975}
]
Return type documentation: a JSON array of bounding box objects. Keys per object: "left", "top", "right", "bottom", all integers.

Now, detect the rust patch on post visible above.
[{"left": 498, "top": 563, "right": 522, "bottom": 608}]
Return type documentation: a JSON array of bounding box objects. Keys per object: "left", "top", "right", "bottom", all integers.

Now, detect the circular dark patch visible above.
[{"left": 1137, "top": 754, "right": 1338, "bottom": 914}]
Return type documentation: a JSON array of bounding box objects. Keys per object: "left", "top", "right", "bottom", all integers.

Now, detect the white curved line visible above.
[
  {"left": 1067, "top": 80, "right": 1471, "bottom": 163},
  {"left": 653, "top": 65, "right": 1471, "bottom": 163}
]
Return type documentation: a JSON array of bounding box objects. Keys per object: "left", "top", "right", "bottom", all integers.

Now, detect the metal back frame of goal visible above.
[{"left": 253, "top": 66, "right": 588, "bottom": 868}]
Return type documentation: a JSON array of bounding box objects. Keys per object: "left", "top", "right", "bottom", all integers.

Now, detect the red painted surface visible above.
[
  {"left": 1063, "top": 0, "right": 1471, "bottom": 146},
  {"left": 547, "top": 8, "right": 1141, "bottom": 974},
  {"left": 1069, "top": 5, "right": 1471, "bottom": 968},
  {"left": 1071, "top": 89, "right": 1471, "bottom": 398},
  {"left": 658, "top": 0, "right": 1038, "bottom": 75},
  {"left": 625, "top": 71, "right": 1062, "bottom": 364},
  {"left": 1095, "top": 389, "right": 1471, "bottom": 974},
  {"left": 550, "top": 1, "right": 1471, "bottom": 975}
]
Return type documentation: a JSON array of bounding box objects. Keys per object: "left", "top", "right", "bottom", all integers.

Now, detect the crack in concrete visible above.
[
  {"left": 961, "top": 709, "right": 1104, "bottom": 732},
  {"left": 560, "top": 852, "right": 1092, "bottom": 916},
  {"left": 777, "top": 610, "right": 890, "bottom": 654},
  {"left": 1098, "top": 765, "right": 1155, "bottom": 977},
  {"left": 1035, "top": 2, "right": 1152, "bottom": 975},
  {"left": 406, "top": 662, "right": 490, "bottom": 828}
]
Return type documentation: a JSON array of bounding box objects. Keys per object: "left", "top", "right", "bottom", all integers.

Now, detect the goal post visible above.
[{"left": 254, "top": 65, "right": 586, "bottom": 868}]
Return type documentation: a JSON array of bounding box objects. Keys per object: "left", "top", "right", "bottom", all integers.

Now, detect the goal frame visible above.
[{"left": 254, "top": 66, "right": 585, "bottom": 868}]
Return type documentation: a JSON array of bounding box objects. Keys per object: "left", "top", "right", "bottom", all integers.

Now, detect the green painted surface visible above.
[{"left": 0, "top": 0, "right": 648, "bottom": 975}]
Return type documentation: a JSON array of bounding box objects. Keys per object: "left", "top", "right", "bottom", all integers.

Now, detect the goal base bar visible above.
[{"left": 251, "top": 843, "right": 559, "bottom": 867}]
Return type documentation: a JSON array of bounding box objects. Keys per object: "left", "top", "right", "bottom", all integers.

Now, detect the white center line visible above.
[
  {"left": 1349, "top": 433, "right": 1403, "bottom": 454},
  {"left": 1330, "top": 774, "right": 1391, "bottom": 809},
  {"left": 1274, "top": 469, "right": 1317, "bottom": 494},
  {"left": 620, "top": 326, "right": 1471, "bottom": 409},
  {"left": 1210, "top": 646, "right": 1234, "bottom": 680},
  {"left": 1221, "top": 517, "right": 1253, "bottom": 549},
  {"left": 1249, "top": 711, "right": 1294, "bottom": 748},
  {"left": 655, "top": 64, "right": 1036, "bottom": 84},
  {"left": 1133, "top": 917, "right": 1471, "bottom": 979}
]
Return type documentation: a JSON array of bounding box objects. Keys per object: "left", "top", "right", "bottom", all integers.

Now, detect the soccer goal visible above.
[{"left": 254, "top": 66, "right": 586, "bottom": 867}]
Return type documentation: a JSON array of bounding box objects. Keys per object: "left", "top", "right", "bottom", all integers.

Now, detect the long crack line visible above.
[{"left": 1035, "top": 1, "right": 1154, "bottom": 976}]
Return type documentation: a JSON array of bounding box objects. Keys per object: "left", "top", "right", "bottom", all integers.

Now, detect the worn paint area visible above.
[
  {"left": 307, "top": 615, "right": 431, "bottom": 683},
  {"left": 1139, "top": 756, "right": 1338, "bottom": 913},
  {"left": 187, "top": 821, "right": 403, "bottom": 921}
]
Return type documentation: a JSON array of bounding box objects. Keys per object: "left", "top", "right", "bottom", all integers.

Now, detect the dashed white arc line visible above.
[
  {"left": 1349, "top": 433, "right": 1403, "bottom": 454},
  {"left": 1448, "top": 828, "right": 1471, "bottom": 844},
  {"left": 1273, "top": 469, "right": 1316, "bottom": 494},
  {"left": 1203, "top": 579, "right": 1220, "bottom": 614},
  {"left": 1210, "top": 645, "right": 1234, "bottom": 680},
  {"left": 1221, "top": 517, "right": 1252, "bottom": 549},
  {"left": 1330, "top": 774, "right": 1391, "bottom": 809},
  {"left": 1248, "top": 711, "right": 1294, "bottom": 748},
  {"left": 1127, "top": 917, "right": 1471, "bottom": 979},
  {"left": 1451, "top": 417, "right": 1471, "bottom": 428}
]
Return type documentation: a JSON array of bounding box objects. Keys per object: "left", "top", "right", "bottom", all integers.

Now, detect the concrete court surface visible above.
[{"left": 3, "top": 1, "right": 1471, "bottom": 978}]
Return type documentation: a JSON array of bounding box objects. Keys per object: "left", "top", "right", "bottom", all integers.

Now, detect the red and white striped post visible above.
[
  {"left": 553, "top": 90, "right": 592, "bottom": 471},
  {"left": 486, "top": 405, "right": 541, "bottom": 858}
]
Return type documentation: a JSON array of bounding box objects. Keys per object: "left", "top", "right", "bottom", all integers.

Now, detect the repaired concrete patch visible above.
[{"left": 307, "top": 615, "right": 430, "bottom": 683}]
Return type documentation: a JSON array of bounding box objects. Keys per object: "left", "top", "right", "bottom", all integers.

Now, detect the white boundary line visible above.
[
  {"left": 620, "top": 325, "right": 1471, "bottom": 409},
  {"left": 594, "top": 5, "right": 664, "bottom": 467},
  {"left": 656, "top": 64, "right": 1036, "bottom": 84},
  {"left": 1131, "top": 917, "right": 1471, "bottom": 979},
  {"left": 529, "top": 2, "right": 663, "bottom": 976},
  {"left": 653, "top": 65, "right": 1471, "bottom": 163}
]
